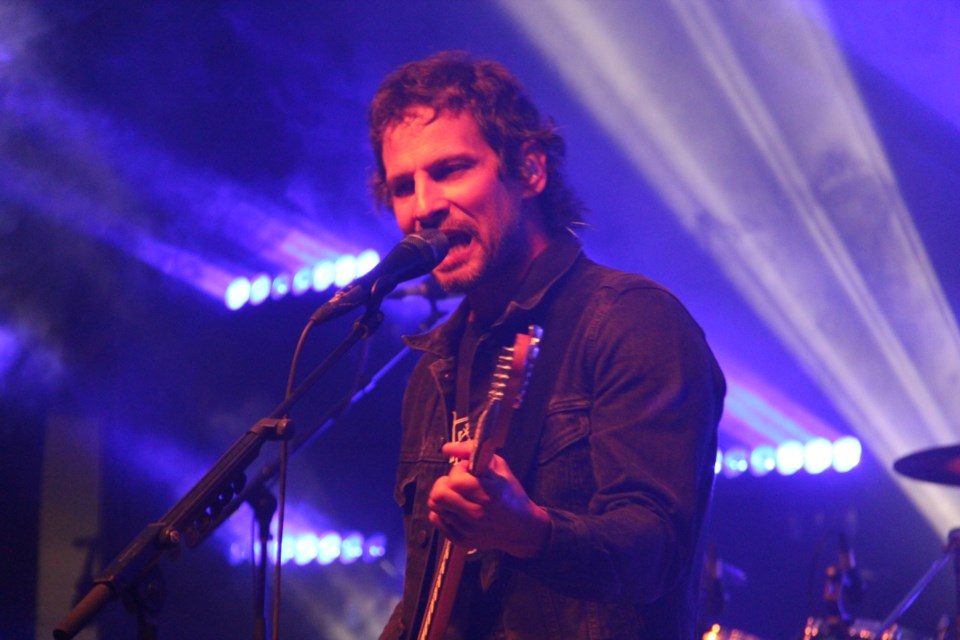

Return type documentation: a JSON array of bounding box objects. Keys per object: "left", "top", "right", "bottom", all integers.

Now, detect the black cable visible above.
[{"left": 269, "top": 317, "right": 318, "bottom": 640}]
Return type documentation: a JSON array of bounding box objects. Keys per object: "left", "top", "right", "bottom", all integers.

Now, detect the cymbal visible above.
[{"left": 894, "top": 444, "right": 960, "bottom": 486}]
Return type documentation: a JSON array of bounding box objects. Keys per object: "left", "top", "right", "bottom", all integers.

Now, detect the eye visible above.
[
  {"left": 432, "top": 160, "right": 473, "bottom": 182},
  {"left": 390, "top": 177, "right": 414, "bottom": 199}
]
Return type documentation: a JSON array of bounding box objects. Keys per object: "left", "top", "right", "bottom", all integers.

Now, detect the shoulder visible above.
[{"left": 565, "top": 257, "right": 698, "bottom": 328}]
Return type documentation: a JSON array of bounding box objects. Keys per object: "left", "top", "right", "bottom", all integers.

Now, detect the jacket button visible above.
[{"left": 416, "top": 529, "right": 429, "bottom": 546}]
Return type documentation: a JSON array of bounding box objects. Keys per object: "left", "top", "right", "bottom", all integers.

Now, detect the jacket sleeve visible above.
[{"left": 519, "top": 284, "right": 724, "bottom": 603}]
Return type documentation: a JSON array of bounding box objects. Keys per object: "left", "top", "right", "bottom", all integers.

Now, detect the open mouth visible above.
[{"left": 441, "top": 229, "right": 473, "bottom": 255}]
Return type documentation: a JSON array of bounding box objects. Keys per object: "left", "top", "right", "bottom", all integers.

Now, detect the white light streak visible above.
[{"left": 501, "top": 0, "right": 960, "bottom": 536}]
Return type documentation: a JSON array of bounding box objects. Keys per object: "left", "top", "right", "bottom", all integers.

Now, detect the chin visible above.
[{"left": 434, "top": 266, "right": 483, "bottom": 294}]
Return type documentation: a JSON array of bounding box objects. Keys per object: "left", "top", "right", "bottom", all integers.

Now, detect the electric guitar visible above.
[{"left": 414, "top": 325, "right": 543, "bottom": 640}]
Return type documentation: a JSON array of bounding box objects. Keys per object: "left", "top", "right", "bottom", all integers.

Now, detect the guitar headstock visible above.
[
  {"left": 471, "top": 325, "right": 543, "bottom": 473},
  {"left": 489, "top": 324, "right": 543, "bottom": 409}
]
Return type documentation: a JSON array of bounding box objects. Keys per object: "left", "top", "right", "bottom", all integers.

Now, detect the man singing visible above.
[{"left": 369, "top": 51, "right": 725, "bottom": 639}]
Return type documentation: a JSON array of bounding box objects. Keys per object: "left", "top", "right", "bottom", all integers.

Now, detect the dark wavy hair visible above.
[{"left": 368, "top": 51, "right": 584, "bottom": 235}]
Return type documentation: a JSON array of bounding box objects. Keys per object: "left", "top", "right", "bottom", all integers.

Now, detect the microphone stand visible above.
[{"left": 53, "top": 305, "right": 387, "bottom": 640}]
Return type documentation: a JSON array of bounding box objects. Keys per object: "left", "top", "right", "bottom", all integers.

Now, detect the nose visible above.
[{"left": 413, "top": 177, "right": 447, "bottom": 229}]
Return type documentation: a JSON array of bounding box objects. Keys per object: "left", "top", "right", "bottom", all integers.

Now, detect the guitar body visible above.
[{"left": 414, "top": 325, "right": 542, "bottom": 640}]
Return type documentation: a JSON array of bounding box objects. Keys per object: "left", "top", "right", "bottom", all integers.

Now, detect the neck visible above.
[{"left": 466, "top": 226, "right": 551, "bottom": 327}]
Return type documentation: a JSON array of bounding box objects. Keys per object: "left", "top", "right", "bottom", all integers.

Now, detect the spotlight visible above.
[
  {"left": 294, "top": 533, "right": 319, "bottom": 566},
  {"left": 364, "top": 533, "right": 387, "bottom": 562},
  {"left": 333, "top": 255, "right": 357, "bottom": 287},
  {"left": 313, "top": 261, "right": 335, "bottom": 292},
  {"left": 224, "top": 277, "right": 251, "bottom": 310},
  {"left": 249, "top": 273, "right": 271, "bottom": 306},
  {"left": 356, "top": 249, "right": 380, "bottom": 278},
  {"left": 292, "top": 267, "right": 313, "bottom": 295},
  {"left": 340, "top": 531, "right": 364, "bottom": 565},
  {"left": 804, "top": 438, "right": 834, "bottom": 475},
  {"left": 833, "top": 436, "right": 862, "bottom": 473},
  {"left": 749, "top": 445, "right": 776, "bottom": 476},
  {"left": 776, "top": 441, "right": 805, "bottom": 476},
  {"left": 271, "top": 272, "right": 291, "bottom": 300},
  {"left": 316, "top": 532, "right": 342, "bottom": 566},
  {"left": 723, "top": 448, "right": 748, "bottom": 478}
]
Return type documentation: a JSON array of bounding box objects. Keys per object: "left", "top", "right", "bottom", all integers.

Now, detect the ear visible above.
[{"left": 519, "top": 141, "right": 547, "bottom": 199}]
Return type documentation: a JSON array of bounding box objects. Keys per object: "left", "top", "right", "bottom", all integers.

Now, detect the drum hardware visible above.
[
  {"left": 702, "top": 623, "right": 765, "bottom": 640},
  {"left": 884, "top": 444, "right": 960, "bottom": 640},
  {"left": 700, "top": 544, "right": 756, "bottom": 640},
  {"left": 893, "top": 445, "right": 960, "bottom": 487},
  {"left": 873, "top": 528, "right": 959, "bottom": 640}
]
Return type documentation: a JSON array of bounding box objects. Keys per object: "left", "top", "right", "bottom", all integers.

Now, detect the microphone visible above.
[{"left": 310, "top": 229, "right": 449, "bottom": 324}]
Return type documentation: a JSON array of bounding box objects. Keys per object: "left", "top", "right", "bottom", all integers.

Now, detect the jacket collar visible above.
[{"left": 404, "top": 232, "right": 583, "bottom": 359}]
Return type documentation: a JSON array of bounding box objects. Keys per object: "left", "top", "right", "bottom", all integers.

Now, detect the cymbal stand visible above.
[{"left": 879, "top": 528, "right": 960, "bottom": 639}]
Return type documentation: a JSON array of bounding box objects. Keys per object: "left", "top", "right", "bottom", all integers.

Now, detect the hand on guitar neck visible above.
[{"left": 427, "top": 439, "right": 551, "bottom": 560}]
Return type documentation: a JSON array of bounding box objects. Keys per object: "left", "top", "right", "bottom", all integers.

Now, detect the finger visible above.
[
  {"left": 429, "top": 482, "right": 488, "bottom": 518},
  {"left": 428, "top": 510, "right": 464, "bottom": 543},
  {"left": 441, "top": 440, "right": 474, "bottom": 460}
]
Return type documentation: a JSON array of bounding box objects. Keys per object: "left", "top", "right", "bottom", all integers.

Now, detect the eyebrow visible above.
[{"left": 386, "top": 152, "right": 478, "bottom": 189}]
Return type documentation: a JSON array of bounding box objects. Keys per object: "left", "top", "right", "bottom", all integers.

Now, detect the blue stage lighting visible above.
[
  {"left": 313, "top": 260, "right": 335, "bottom": 292},
  {"left": 224, "top": 249, "right": 382, "bottom": 311},
  {"left": 833, "top": 436, "right": 862, "bottom": 473},
  {"left": 224, "top": 277, "right": 251, "bottom": 310},
  {"left": 749, "top": 445, "right": 776, "bottom": 476},
  {"left": 723, "top": 448, "right": 748, "bottom": 478},
  {"left": 357, "top": 249, "right": 380, "bottom": 278},
  {"left": 364, "top": 533, "right": 387, "bottom": 562},
  {"left": 333, "top": 255, "right": 357, "bottom": 287},
  {"left": 776, "top": 440, "right": 805, "bottom": 476},
  {"left": 804, "top": 438, "right": 834, "bottom": 475},
  {"left": 317, "top": 532, "right": 342, "bottom": 566},
  {"left": 294, "top": 533, "right": 319, "bottom": 566},
  {"left": 249, "top": 273, "right": 271, "bottom": 306},
  {"left": 292, "top": 267, "right": 312, "bottom": 295},
  {"left": 271, "top": 272, "right": 291, "bottom": 300},
  {"left": 341, "top": 531, "right": 364, "bottom": 565}
]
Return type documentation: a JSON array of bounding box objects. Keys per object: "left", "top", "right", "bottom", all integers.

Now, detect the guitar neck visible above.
[{"left": 413, "top": 325, "right": 542, "bottom": 640}]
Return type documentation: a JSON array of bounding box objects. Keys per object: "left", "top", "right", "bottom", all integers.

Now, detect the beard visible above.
[{"left": 434, "top": 214, "right": 528, "bottom": 295}]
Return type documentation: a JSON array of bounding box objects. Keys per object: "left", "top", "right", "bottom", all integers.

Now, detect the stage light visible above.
[
  {"left": 224, "top": 277, "right": 251, "bottom": 311},
  {"left": 249, "top": 273, "right": 271, "bottom": 306},
  {"left": 293, "top": 533, "right": 319, "bottom": 565},
  {"left": 333, "top": 255, "right": 357, "bottom": 287},
  {"left": 749, "top": 445, "right": 776, "bottom": 476},
  {"left": 292, "top": 267, "right": 312, "bottom": 295},
  {"left": 316, "top": 531, "right": 342, "bottom": 566},
  {"left": 271, "top": 272, "right": 291, "bottom": 300},
  {"left": 313, "top": 260, "right": 335, "bottom": 292},
  {"left": 715, "top": 449, "right": 723, "bottom": 475},
  {"left": 364, "top": 533, "right": 387, "bottom": 562},
  {"left": 357, "top": 249, "right": 380, "bottom": 278},
  {"left": 340, "top": 531, "right": 364, "bottom": 565},
  {"left": 804, "top": 438, "right": 834, "bottom": 475},
  {"left": 833, "top": 436, "right": 862, "bottom": 473},
  {"left": 723, "top": 448, "right": 748, "bottom": 478},
  {"left": 223, "top": 250, "right": 381, "bottom": 310},
  {"left": 229, "top": 541, "right": 246, "bottom": 565},
  {"left": 776, "top": 441, "right": 805, "bottom": 476}
]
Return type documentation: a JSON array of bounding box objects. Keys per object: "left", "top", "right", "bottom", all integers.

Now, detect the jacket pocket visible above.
[
  {"left": 533, "top": 404, "right": 595, "bottom": 511},
  {"left": 537, "top": 401, "right": 591, "bottom": 463}
]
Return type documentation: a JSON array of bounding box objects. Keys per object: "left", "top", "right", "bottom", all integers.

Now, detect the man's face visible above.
[{"left": 381, "top": 106, "right": 528, "bottom": 293}]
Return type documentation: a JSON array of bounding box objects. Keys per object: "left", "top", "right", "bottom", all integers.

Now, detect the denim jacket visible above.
[{"left": 381, "top": 235, "right": 725, "bottom": 640}]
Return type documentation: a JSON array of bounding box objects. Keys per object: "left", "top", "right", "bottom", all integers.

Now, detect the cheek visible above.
[{"left": 393, "top": 207, "right": 416, "bottom": 234}]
